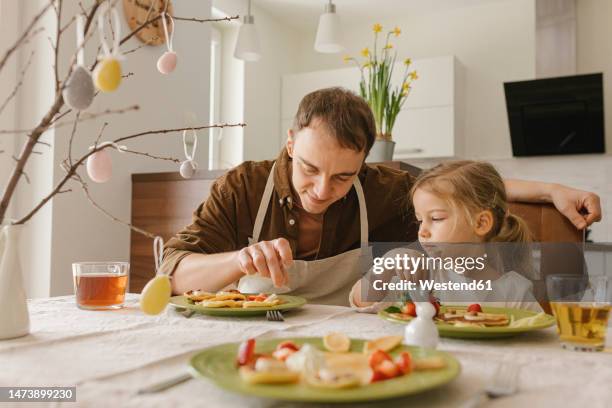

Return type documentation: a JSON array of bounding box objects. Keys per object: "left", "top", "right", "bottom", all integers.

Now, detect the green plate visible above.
[
  {"left": 169, "top": 294, "right": 306, "bottom": 316},
  {"left": 379, "top": 305, "right": 557, "bottom": 339},
  {"left": 189, "top": 337, "right": 460, "bottom": 403}
]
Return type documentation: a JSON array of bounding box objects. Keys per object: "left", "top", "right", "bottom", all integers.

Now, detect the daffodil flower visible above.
[
  {"left": 393, "top": 27, "right": 401, "bottom": 37},
  {"left": 343, "top": 55, "right": 352, "bottom": 63},
  {"left": 373, "top": 23, "right": 382, "bottom": 33},
  {"left": 403, "top": 58, "right": 412, "bottom": 66},
  {"left": 361, "top": 47, "right": 370, "bottom": 57},
  {"left": 410, "top": 71, "right": 419, "bottom": 80},
  {"left": 383, "top": 43, "right": 393, "bottom": 50}
]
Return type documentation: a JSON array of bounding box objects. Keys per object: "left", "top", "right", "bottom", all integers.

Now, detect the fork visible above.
[
  {"left": 266, "top": 310, "right": 284, "bottom": 321},
  {"left": 460, "top": 363, "right": 520, "bottom": 408}
]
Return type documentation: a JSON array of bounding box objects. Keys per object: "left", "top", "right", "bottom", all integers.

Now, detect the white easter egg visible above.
[
  {"left": 86, "top": 149, "right": 112, "bottom": 183},
  {"left": 157, "top": 51, "right": 178, "bottom": 74},
  {"left": 179, "top": 160, "right": 197, "bottom": 179},
  {"left": 63, "top": 66, "right": 95, "bottom": 110}
]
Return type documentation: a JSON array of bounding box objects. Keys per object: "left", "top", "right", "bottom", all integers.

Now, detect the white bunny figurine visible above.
[{"left": 403, "top": 302, "right": 439, "bottom": 349}]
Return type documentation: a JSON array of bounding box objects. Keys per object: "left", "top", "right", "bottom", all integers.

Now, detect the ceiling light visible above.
[
  {"left": 314, "top": 0, "right": 344, "bottom": 53},
  {"left": 234, "top": 0, "right": 261, "bottom": 61}
]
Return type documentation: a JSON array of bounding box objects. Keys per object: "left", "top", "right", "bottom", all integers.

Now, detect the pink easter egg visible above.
[
  {"left": 86, "top": 149, "right": 112, "bottom": 183},
  {"left": 157, "top": 51, "right": 177, "bottom": 74}
]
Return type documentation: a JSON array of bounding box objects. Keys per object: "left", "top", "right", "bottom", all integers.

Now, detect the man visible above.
[{"left": 162, "top": 87, "right": 601, "bottom": 304}]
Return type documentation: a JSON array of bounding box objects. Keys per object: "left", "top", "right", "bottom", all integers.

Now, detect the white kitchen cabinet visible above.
[{"left": 281, "top": 56, "right": 462, "bottom": 159}]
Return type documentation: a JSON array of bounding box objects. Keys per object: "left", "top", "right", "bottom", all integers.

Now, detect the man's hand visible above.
[
  {"left": 236, "top": 238, "right": 293, "bottom": 287},
  {"left": 550, "top": 184, "right": 602, "bottom": 229}
]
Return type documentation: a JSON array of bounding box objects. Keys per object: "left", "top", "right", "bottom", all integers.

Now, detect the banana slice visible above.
[
  {"left": 305, "top": 369, "right": 361, "bottom": 389},
  {"left": 323, "top": 332, "right": 351, "bottom": 353},
  {"left": 363, "top": 335, "right": 403, "bottom": 354},
  {"left": 239, "top": 366, "right": 300, "bottom": 384}
]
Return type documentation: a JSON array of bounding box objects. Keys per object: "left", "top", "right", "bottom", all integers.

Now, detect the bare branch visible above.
[
  {"left": 120, "top": 148, "right": 180, "bottom": 163},
  {"left": 73, "top": 172, "right": 156, "bottom": 239},
  {"left": 13, "top": 123, "right": 245, "bottom": 225},
  {"left": 53, "top": 0, "right": 64, "bottom": 93},
  {"left": 68, "top": 111, "right": 81, "bottom": 165},
  {"left": 0, "top": 1, "right": 54, "bottom": 72},
  {"left": 1, "top": 105, "right": 140, "bottom": 135},
  {"left": 0, "top": 51, "right": 35, "bottom": 117},
  {"left": 94, "top": 121, "right": 109, "bottom": 147}
]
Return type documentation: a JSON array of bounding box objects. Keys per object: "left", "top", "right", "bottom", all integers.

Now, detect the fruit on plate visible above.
[
  {"left": 323, "top": 332, "right": 351, "bottom": 353},
  {"left": 368, "top": 349, "right": 413, "bottom": 383},
  {"left": 363, "top": 335, "right": 403, "bottom": 354},
  {"left": 239, "top": 366, "right": 300, "bottom": 384},
  {"left": 236, "top": 338, "right": 256, "bottom": 366},
  {"left": 395, "top": 351, "right": 412, "bottom": 375},
  {"left": 139, "top": 275, "right": 172, "bottom": 315},
  {"left": 467, "top": 303, "right": 482, "bottom": 313},
  {"left": 305, "top": 368, "right": 361, "bottom": 389},
  {"left": 272, "top": 341, "right": 300, "bottom": 361}
]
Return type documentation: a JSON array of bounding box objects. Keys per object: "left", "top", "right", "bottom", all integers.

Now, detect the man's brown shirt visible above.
[{"left": 161, "top": 149, "right": 418, "bottom": 274}]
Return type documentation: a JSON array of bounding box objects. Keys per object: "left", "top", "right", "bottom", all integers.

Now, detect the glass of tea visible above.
[
  {"left": 547, "top": 274, "right": 611, "bottom": 352},
  {"left": 72, "top": 262, "right": 129, "bottom": 310}
]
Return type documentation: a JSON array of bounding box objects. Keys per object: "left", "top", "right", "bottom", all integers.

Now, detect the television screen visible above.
[{"left": 504, "top": 73, "right": 605, "bottom": 156}]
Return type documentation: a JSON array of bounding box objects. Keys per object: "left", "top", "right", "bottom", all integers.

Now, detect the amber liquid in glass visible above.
[
  {"left": 74, "top": 274, "right": 128, "bottom": 309},
  {"left": 550, "top": 302, "right": 611, "bottom": 350}
]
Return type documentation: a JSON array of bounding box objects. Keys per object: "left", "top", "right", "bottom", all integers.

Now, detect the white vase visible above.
[{"left": 0, "top": 224, "right": 30, "bottom": 340}]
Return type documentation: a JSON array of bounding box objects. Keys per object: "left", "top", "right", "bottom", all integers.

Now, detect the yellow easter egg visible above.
[
  {"left": 94, "top": 58, "right": 122, "bottom": 92},
  {"left": 140, "top": 275, "right": 172, "bottom": 315}
]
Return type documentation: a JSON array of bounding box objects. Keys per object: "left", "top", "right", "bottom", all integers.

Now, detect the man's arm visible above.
[{"left": 504, "top": 179, "right": 602, "bottom": 229}]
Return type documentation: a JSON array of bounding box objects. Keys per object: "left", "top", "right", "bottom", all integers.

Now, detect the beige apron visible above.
[{"left": 238, "top": 163, "right": 373, "bottom": 306}]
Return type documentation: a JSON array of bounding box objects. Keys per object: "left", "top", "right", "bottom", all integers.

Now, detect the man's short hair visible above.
[{"left": 292, "top": 87, "right": 376, "bottom": 154}]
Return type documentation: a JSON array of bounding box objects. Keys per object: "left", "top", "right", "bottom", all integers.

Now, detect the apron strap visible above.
[
  {"left": 352, "top": 176, "right": 369, "bottom": 247},
  {"left": 251, "top": 162, "right": 369, "bottom": 247},
  {"left": 251, "top": 163, "right": 277, "bottom": 243}
]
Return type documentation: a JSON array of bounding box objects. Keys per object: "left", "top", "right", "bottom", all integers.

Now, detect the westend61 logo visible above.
[{"left": 372, "top": 253, "right": 487, "bottom": 275}]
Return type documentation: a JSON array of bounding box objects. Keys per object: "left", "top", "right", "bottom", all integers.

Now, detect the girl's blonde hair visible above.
[{"left": 410, "top": 160, "right": 532, "bottom": 244}]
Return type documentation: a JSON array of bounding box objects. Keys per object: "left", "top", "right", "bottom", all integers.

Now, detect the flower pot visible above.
[
  {"left": 0, "top": 224, "right": 30, "bottom": 340},
  {"left": 366, "top": 139, "right": 396, "bottom": 163}
]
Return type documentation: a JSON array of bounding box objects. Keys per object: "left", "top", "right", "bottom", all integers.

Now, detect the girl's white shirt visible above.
[{"left": 349, "top": 248, "right": 542, "bottom": 313}]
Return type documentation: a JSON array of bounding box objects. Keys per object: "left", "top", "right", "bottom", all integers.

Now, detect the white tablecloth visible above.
[{"left": 1, "top": 294, "right": 611, "bottom": 408}]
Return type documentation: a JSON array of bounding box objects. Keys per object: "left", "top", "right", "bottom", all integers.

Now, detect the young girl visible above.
[{"left": 350, "top": 160, "right": 542, "bottom": 312}]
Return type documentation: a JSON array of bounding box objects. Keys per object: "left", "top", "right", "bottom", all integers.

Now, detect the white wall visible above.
[
  {"left": 294, "top": 0, "right": 536, "bottom": 159},
  {"left": 576, "top": 0, "right": 612, "bottom": 153},
  {"left": 213, "top": 0, "right": 301, "bottom": 166}
]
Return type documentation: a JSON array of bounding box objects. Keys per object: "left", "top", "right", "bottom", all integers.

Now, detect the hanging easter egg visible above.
[
  {"left": 64, "top": 15, "right": 94, "bottom": 110},
  {"left": 64, "top": 66, "right": 95, "bottom": 110},
  {"left": 180, "top": 128, "right": 198, "bottom": 179},
  {"left": 156, "top": 12, "right": 177, "bottom": 75},
  {"left": 94, "top": 58, "right": 122, "bottom": 92},
  {"left": 140, "top": 274, "right": 172, "bottom": 315},
  {"left": 86, "top": 149, "right": 112, "bottom": 183},
  {"left": 139, "top": 236, "right": 172, "bottom": 315},
  {"left": 157, "top": 51, "right": 177, "bottom": 74},
  {"left": 94, "top": 5, "right": 124, "bottom": 93},
  {"left": 179, "top": 159, "right": 197, "bottom": 179}
]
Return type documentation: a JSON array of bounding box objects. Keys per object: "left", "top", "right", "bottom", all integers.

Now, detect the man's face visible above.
[{"left": 286, "top": 120, "right": 365, "bottom": 215}]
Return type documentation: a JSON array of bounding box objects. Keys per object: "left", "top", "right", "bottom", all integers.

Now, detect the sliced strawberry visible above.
[
  {"left": 467, "top": 303, "right": 482, "bottom": 313},
  {"left": 370, "top": 369, "right": 388, "bottom": 383},
  {"left": 395, "top": 351, "right": 412, "bottom": 375},
  {"left": 236, "top": 338, "right": 256, "bottom": 366},
  {"left": 272, "top": 347, "right": 297, "bottom": 361},
  {"left": 276, "top": 341, "right": 300, "bottom": 352},
  {"left": 376, "top": 359, "right": 400, "bottom": 378},
  {"left": 368, "top": 349, "right": 392, "bottom": 369},
  {"left": 403, "top": 302, "right": 417, "bottom": 317}
]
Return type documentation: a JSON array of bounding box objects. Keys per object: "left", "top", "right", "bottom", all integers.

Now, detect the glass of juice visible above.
[
  {"left": 547, "top": 274, "right": 611, "bottom": 351},
  {"left": 72, "top": 262, "right": 129, "bottom": 310}
]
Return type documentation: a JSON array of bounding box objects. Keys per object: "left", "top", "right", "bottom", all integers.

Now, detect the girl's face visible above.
[{"left": 412, "top": 187, "right": 483, "bottom": 246}]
